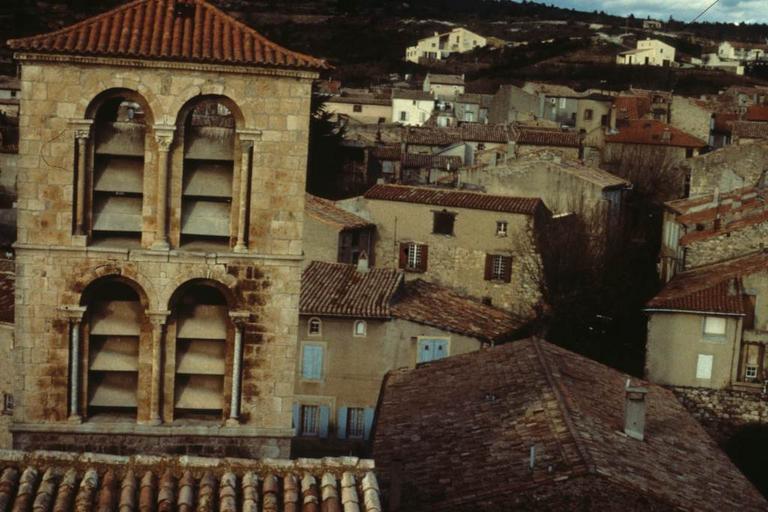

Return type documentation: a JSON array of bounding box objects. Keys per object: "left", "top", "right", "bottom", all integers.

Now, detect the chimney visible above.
[
  {"left": 357, "top": 251, "right": 370, "bottom": 273},
  {"left": 624, "top": 379, "right": 648, "bottom": 441}
]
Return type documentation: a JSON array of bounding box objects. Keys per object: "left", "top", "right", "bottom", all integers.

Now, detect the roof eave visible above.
[{"left": 644, "top": 307, "right": 745, "bottom": 316}]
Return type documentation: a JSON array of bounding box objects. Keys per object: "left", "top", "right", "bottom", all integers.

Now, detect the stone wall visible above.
[
  {"left": 0, "top": 324, "right": 12, "bottom": 449},
  {"left": 686, "top": 221, "right": 768, "bottom": 269},
  {"left": 672, "top": 386, "right": 768, "bottom": 441},
  {"left": 670, "top": 96, "right": 712, "bottom": 143},
  {"left": 682, "top": 141, "right": 768, "bottom": 197}
]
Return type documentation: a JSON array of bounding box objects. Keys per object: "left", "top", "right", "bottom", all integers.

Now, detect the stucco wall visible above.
[
  {"left": 646, "top": 312, "right": 740, "bottom": 388},
  {"left": 326, "top": 101, "right": 392, "bottom": 125},
  {"left": 303, "top": 216, "right": 339, "bottom": 269},
  {"left": 670, "top": 97, "right": 712, "bottom": 144}
]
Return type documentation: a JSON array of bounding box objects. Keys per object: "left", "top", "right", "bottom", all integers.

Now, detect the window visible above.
[
  {"left": 696, "top": 354, "right": 713, "bottom": 380},
  {"left": 337, "top": 406, "right": 375, "bottom": 439},
  {"left": 399, "top": 111, "right": 408, "bottom": 122},
  {"left": 485, "top": 254, "right": 512, "bottom": 282},
  {"left": 10, "top": 91, "right": 16, "bottom": 98},
  {"left": 584, "top": 109, "right": 593, "bottom": 121},
  {"left": 399, "top": 242, "right": 428, "bottom": 272},
  {"left": 745, "top": 365, "right": 758, "bottom": 380},
  {"left": 347, "top": 407, "right": 366, "bottom": 438},
  {"left": 302, "top": 344, "right": 324, "bottom": 381},
  {"left": 353, "top": 320, "right": 367, "bottom": 337},
  {"left": 417, "top": 337, "right": 449, "bottom": 363},
  {"left": 703, "top": 316, "right": 726, "bottom": 337},
  {"left": 353, "top": 104, "right": 363, "bottom": 113},
  {"left": 559, "top": 98, "right": 567, "bottom": 109},
  {"left": 1, "top": 393, "right": 13, "bottom": 415},
  {"left": 378, "top": 117, "right": 386, "bottom": 124},
  {"left": 432, "top": 210, "right": 456, "bottom": 235},
  {"left": 464, "top": 111, "right": 475, "bottom": 122},
  {"left": 308, "top": 317, "right": 322, "bottom": 336},
  {"left": 496, "top": 221, "right": 508, "bottom": 237},
  {"left": 293, "top": 403, "right": 329, "bottom": 437}
]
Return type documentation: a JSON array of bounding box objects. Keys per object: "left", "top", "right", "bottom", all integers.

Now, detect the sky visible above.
[{"left": 540, "top": 0, "right": 768, "bottom": 24}]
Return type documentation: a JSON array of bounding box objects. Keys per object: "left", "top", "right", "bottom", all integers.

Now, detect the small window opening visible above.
[{"left": 433, "top": 210, "right": 455, "bottom": 235}]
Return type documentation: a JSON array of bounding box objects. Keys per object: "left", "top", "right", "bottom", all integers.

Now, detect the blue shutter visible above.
[
  {"left": 302, "top": 345, "right": 323, "bottom": 380},
  {"left": 363, "top": 408, "right": 375, "bottom": 440},
  {"left": 337, "top": 407, "right": 348, "bottom": 439},
  {"left": 417, "top": 339, "right": 434, "bottom": 363},
  {"left": 319, "top": 406, "right": 330, "bottom": 438},
  {"left": 434, "top": 340, "right": 448, "bottom": 360},
  {"left": 292, "top": 403, "right": 300, "bottom": 436}
]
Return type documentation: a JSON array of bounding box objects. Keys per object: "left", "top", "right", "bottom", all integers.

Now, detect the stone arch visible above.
[
  {"left": 173, "top": 93, "right": 246, "bottom": 130},
  {"left": 163, "top": 271, "right": 240, "bottom": 311},
  {"left": 80, "top": 86, "right": 156, "bottom": 127},
  {"left": 168, "top": 85, "right": 248, "bottom": 129},
  {"left": 72, "top": 264, "right": 157, "bottom": 311},
  {"left": 167, "top": 277, "right": 239, "bottom": 312}
]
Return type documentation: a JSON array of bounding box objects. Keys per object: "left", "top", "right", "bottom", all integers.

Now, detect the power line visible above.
[{"left": 689, "top": 0, "right": 721, "bottom": 24}]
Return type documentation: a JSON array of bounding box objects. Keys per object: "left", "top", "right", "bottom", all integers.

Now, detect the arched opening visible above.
[
  {"left": 171, "top": 282, "right": 230, "bottom": 419},
  {"left": 88, "top": 89, "right": 151, "bottom": 246},
  {"left": 81, "top": 277, "right": 145, "bottom": 419},
  {"left": 178, "top": 97, "right": 238, "bottom": 250}
]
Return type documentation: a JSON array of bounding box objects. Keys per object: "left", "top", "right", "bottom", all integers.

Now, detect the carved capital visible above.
[
  {"left": 237, "top": 129, "right": 262, "bottom": 148},
  {"left": 70, "top": 119, "right": 93, "bottom": 140},
  {"left": 59, "top": 305, "right": 87, "bottom": 322},
  {"left": 147, "top": 310, "right": 171, "bottom": 327},
  {"left": 229, "top": 310, "right": 251, "bottom": 327},
  {"left": 153, "top": 125, "right": 176, "bottom": 151}
]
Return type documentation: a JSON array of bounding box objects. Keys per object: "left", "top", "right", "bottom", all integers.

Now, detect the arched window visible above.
[
  {"left": 90, "top": 93, "right": 147, "bottom": 245},
  {"left": 308, "top": 317, "right": 322, "bottom": 336},
  {"left": 84, "top": 279, "right": 143, "bottom": 418},
  {"left": 353, "top": 320, "right": 367, "bottom": 337},
  {"left": 179, "top": 99, "right": 235, "bottom": 249},
  {"left": 172, "top": 283, "right": 229, "bottom": 418}
]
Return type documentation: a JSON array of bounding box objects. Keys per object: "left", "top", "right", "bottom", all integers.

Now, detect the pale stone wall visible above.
[
  {"left": 670, "top": 96, "right": 712, "bottom": 144},
  {"left": 673, "top": 387, "right": 768, "bottom": 434},
  {"left": 325, "top": 101, "right": 392, "bottom": 125},
  {"left": 0, "top": 153, "right": 17, "bottom": 196},
  {"left": 12, "top": 56, "right": 315, "bottom": 454},
  {"left": 0, "top": 324, "right": 12, "bottom": 449},
  {"left": 646, "top": 312, "right": 740, "bottom": 389},
  {"left": 682, "top": 141, "right": 768, "bottom": 197},
  {"left": 303, "top": 216, "right": 339, "bottom": 268},
  {"left": 686, "top": 222, "right": 768, "bottom": 269},
  {"left": 516, "top": 144, "right": 579, "bottom": 160}
]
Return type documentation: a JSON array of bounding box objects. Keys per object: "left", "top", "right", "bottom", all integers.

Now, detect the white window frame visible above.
[
  {"left": 496, "top": 221, "right": 508, "bottom": 237},
  {"left": 491, "top": 255, "right": 508, "bottom": 281},
  {"left": 407, "top": 242, "right": 422, "bottom": 270},
  {"left": 353, "top": 320, "right": 367, "bottom": 337},
  {"left": 696, "top": 354, "right": 714, "bottom": 380},
  {"left": 307, "top": 317, "right": 322, "bottom": 337},
  {"left": 745, "top": 365, "right": 758, "bottom": 380},
  {"left": 703, "top": 316, "right": 727, "bottom": 339}
]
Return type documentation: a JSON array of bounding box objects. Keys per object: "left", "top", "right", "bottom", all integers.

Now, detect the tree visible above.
[{"left": 306, "top": 95, "right": 347, "bottom": 199}]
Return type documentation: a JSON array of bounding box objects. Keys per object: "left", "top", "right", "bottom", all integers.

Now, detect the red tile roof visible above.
[
  {"left": 733, "top": 120, "right": 768, "bottom": 140},
  {"left": 6, "top": 0, "right": 327, "bottom": 70},
  {"left": 605, "top": 120, "right": 706, "bottom": 148},
  {"left": 0, "top": 449, "right": 379, "bottom": 512},
  {"left": 401, "top": 153, "right": 462, "bottom": 170},
  {"left": 646, "top": 251, "right": 768, "bottom": 314},
  {"left": 300, "top": 261, "right": 402, "bottom": 319},
  {"left": 614, "top": 95, "right": 651, "bottom": 120},
  {"left": 305, "top": 194, "right": 373, "bottom": 230},
  {"left": 392, "top": 89, "right": 434, "bottom": 102},
  {"left": 745, "top": 105, "right": 768, "bottom": 122},
  {"left": 364, "top": 184, "right": 544, "bottom": 216},
  {"left": 372, "top": 338, "right": 768, "bottom": 511},
  {"left": 425, "top": 73, "right": 464, "bottom": 86},
  {"left": 459, "top": 123, "right": 510, "bottom": 143},
  {"left": 370, "top": 145, "right": 401, "bottom": 161},
  {"left": 390, "top": 279, "right": 525, "bottom": 342},
  {"left": 327, "top": 95, "right": 391, "bottom": 107},
  {"left": 514, "top": 127, "right": 581, "bottom": 148},
  {"left": 403, "top": 127, "right": 461, "bottom": 146}
]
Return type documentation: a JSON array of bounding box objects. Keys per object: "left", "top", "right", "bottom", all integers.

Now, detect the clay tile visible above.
[
  {"left": 0, "top": 467, "right": 20, "bottom": 512},
  {"left": 283, "top": 474, "right": 299, "bottom": 510},
  {"left": 360, "top": 474, "right": 378, "bottom": 494},
  {"left": 13, "top": 466, "right": 40, "bottom": 512},
  {"left": 218, "top": 472, "right": 236, "bottom": 512},
  {"left": 240, "top": 472, "right": 258, "bottom": 512},
  {"left": 300, "top": 473, "right": 319, "bottom": 512},
  {"left": 96, "top": 469, "right": 117, "bottom": 512},
  {"left": 118, "top": 470, "right": 137, "bottom": 512},
  {"left": 261, "top": 474, "right": 278, "bottom": 512},
  {"left": 320, "top": 473, "right": 341, "bottom": 512},
  {"left": 74, "top": 469, "right": 99, "bottom": 512},
  {"left": 32, "top": 467, "right": 58, "bottom": 512},
  {"left": 52, "top": 469, "right": 77, "bottom": 512},
  {"left": 196, "top": 471, "right": 217, "bottom": 512},
  {"left": 138, "top": 471, "right": 156, "bottom": 512},
  {"left": 157, "top": 469, "right": 175, "bottom": 512},
  {"left": 177, "top": 471, "right": 195, "bottom": 512}
]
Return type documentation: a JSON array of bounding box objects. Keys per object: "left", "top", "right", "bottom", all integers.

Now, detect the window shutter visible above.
[
  {"left": 319, "top": 406, "right": 330, "bottom": 438},
  {"left": 484, "top": 254, "right": 493, "bottom": 281},
  {"left": 363, "top": 408, "right": 375, "bottom": 440},
  {"left": 337, "top": 407, "right": 348, "bottom": 439},
  {"left": 417, "top": 339, "right": 433, "bottom": 363},
  {"left": 419, "top": 244, "right": 429, "bottom": 272},
  {"left": 398, "top": 242, "right": 408, "bottom": 269},
  {"left": 434, "top": 341, "right": 448, "bottom": 360},
  {"left": 503, "top": 256, "right": 512, "bottom": 283},
  {"left": 302, "top": 345, "right": 323, "bottom": 380},
  {"left": 292, "top": 403, "right": 300, "bottom": 436}
]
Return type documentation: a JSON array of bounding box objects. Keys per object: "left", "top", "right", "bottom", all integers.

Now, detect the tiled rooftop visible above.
[
  {"left": 390, "top": 279, "right": 524, "bottom": 343},
  {"left": 733, "top": 120, "right": 768, "bottom": 139},
  {"left": 0, "top": 449, "right": 381, "bottom": 512},
  {"left": 300, "top": 261, "right": 402, "bottom": 319},
  {"left": 647, "top": 251, "right": 768, "bottom": 314},
  {"left": 305, "top": 194, "right": 373, "bottom": 230},
  {"left": 745, "top": 105, "right": 768, "bottom": 122},
  {"left": 614, "top": 95, "right": 651, "bottom": 120},
  {"left": 402, "top": 127, "right": 461, "bottom": 146},
  {"left": 364, "top": 184, "right": 544, "bottom": 215},
  {"left": 425, "top": 73, "right": 464, "bottom": 86},
  {"left": 606, "top": 119, "right": 706, "bottom": 148},
  {"left": 327, "top": 96, "right": 392, "bottom": 107},
  {"left": 459, "top": 123, "right": 510, "bottom": 143},
  {"left": 513, "top": 127, "right": 581, "bottom": 147},
  {"left": 7, "top": 0, "right": 327, "bottom": 70},
  {"left": 372, "top": 338, "right": 768, "bottom": 511},
  {"left": 401, "top": 153, "right": 462, "bottom": 170},
  {"left": 392, "top": 89, "right": 434, "bottom": 102}
]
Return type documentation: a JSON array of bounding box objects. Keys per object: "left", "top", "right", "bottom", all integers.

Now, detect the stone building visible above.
[
  {"left": 372, "top": 338, "right": 768, "bottom": 511},
  {"left": 303, "top": 194, "right": 375, "bottom": 268},
  {"left": 6, "top": 0, "right": 326, "bottom": 457},
  {"left": 338, "top": 184, "right": 550, "bottom": 317},
  {"left": 422, "top": 73, "right": 465, "bottom": 100},
  {"left": 676, "top": 140, "right": 768, "bottom": 197},
  {"left": 293, "top": 260, "right": 522, "bottom": 453}
]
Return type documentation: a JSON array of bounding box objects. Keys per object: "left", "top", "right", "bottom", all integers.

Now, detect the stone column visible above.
[
  {"left": 70, "top": 120, "right": 93, "bottom": 237},
  {"left": 147, "top": 311, "right": 170, "bottom": 425},
  {"left": 152, "top": 126, "right": 176, "bottom": 250},
  {"left": 61, "top": 305, "right": 87, "bottom": 423},
  {"left": 234, "top": 130, "right": 262, "bottom": 253},
  {"left": 227, "top": 311, "right": 250, "bottom": 426}
]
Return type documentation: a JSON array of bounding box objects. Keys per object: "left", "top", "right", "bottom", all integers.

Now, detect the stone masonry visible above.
[
  {"left": 686, "top": 221, "right": 768, "bottom": 268},
  {"left": 673, "top": 386, "right": 768, "bottom": 442}
]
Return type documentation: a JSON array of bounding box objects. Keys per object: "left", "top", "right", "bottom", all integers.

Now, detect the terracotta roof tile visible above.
[
  {"left": 300, "top": 261, "right": 402, "bottom": 318},
  {"left": 305, "top": 194, "right": 373, "bottom": 230},
  {"left": 401, "top": 153, "right": 462, "bottom": 170},
  {"left": 514, "top": 127, "right": 581, "bottom": 147},
  {"left": 6, "top": 0, "right": 327, "bottom": 70},
  {"left": 370, "top": 145, "right": 401, "bottom": 160},
  {"left": 363, "top": 184, "right": 544, "bottom": 215},
  {"left": 459, "top": 123, "right": 510, "bottom": 143},
  {"left": 733, "top": 120, "right": 768, "bottom": 139},
  {"left": 646, "top": 251, "right": 768, "bottom": 314},
  {"left": 403, "top": 127, "right": 461, "bottom": 146},
  {"left": 390, "top": 279, "right": 525, "bottom": 342},
  {"left": 745, "top": 105, "right": 768, "bottom": 122},
  {"left": 0, "top": 450, "right": 378, "bottom": 512},
  {"left": 614, "top": 95, "right": 652, "bottom": 120},
  {"left": 327, "top": 95, "right": 391, "bottom": 107},
  {"left": 426, "top": 73, "right": 464, "bottom": 86},
  {"left": 605, "top": 119, "right": 706, "bottom": 148},
  {"left": 372, "top": 338, "right": 768, "bottom": 511},
  {"left": 392, "top": 89, "right": 434, "bottom": 102}
]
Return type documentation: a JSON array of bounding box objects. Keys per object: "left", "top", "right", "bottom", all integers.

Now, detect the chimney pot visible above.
[{"left": 624, "top": 379, "right": 648, "bottom": 441}]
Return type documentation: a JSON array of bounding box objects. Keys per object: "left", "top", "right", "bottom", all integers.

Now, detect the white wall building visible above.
[
  {"left": 392, "top": 89, "right": 435, "bottom": 126},
  {"left": 405, "top": 27, "right": 487, "bottom": 63},
  {"left": 616, "top": 38, "right": 675, "bottom": 67},
  {"left": 717, "top": 41, "right": 768, "bottom": 62}
]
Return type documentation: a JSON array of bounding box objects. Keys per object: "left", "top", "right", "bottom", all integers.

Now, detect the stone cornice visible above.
[{"left": 14, "top": 52, "right": 320, "bottom": 80}]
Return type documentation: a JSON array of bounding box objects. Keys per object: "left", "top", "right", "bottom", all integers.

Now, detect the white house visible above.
[
  {"left": 616, "top": 38, "right": 675, "bottom": 67},
  {"left": 392, "top": 89, "right": 435, "bottom": 126},
  {"left": 405, "top": 27, "right": 487, "bottom": 63},
  {"left": 717, "top": 41, "right": 768, "bottom": 62}
]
